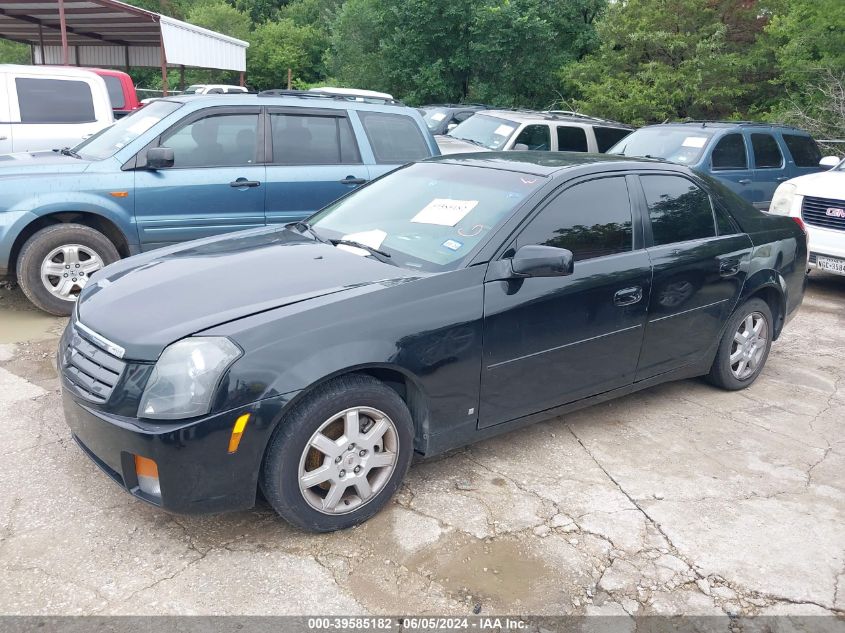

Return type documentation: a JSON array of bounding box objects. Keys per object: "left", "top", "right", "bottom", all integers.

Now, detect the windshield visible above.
[
  {"left": 448, "top": 114, "right": 518, "bottom": 150},
  {"left": 74, "top": 100, "right": 182, "bottom": 160},
  {"left": 609, "top": 127, "right": 716, "bottom": 165},
  {"left": 185, "top": 85, "right": 204, "bottom": 94},
  {"left": 834, "top": 158, "right": 845, "bottom": 171},
  {"left": 422, "top": 108, "right": 449, "bottom": 131},
  {"left": 310, "top": 162, "right": 546, "bottom": 272}
]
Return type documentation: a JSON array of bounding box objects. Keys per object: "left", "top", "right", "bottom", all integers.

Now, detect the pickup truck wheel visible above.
[
  {"left": 260, "top": 374, "right": 414, "bottom": 532},
  {"left": 707, "top": 298, "right": 773, "bottom": 391},
  {"left": 16, "top": 224, "right": 120, "bottom": 316}
]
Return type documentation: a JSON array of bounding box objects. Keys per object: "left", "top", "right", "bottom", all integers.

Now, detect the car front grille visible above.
[
  {"left": 61, "top": 325, "right": 126, "bottom": 404},
  {"left": 802, "top": 196, "right": 845, "bottom": 232}
]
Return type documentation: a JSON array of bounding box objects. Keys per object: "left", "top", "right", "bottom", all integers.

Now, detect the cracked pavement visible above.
[{"left": 0, "top": 274, "right": 844, "bottom": 619}]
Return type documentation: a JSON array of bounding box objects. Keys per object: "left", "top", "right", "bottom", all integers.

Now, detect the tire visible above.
[
  {"left": 706, "top": 298, "right": 774, "bottom": 391},
  {"left": 260, "top": 374, "right": 414, "bottom": 532},
  {"left": 16, "top": 223, "right": 120, "bottom": 316}
]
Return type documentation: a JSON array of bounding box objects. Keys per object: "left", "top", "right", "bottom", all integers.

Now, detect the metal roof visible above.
[{"left": 0, "top": 0, "right": 248, "bottom": 71}]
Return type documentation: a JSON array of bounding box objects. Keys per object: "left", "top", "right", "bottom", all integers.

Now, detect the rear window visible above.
[
  {"left": 357, "top": 111, "right": 431, "bottom": 164},
  {"left": 783, "top": 134, "right": 822, "bottom": 167},
  {"left": 102, "top": 75, "right": 125, "bottom": 109},
  {"left": 16, "top": 78, "right": 95, "bottom": 124},
  {"left": 593, "top": 126, "right": 632, "bottom": 153},
  {"left": 556, "top": 125, "right": 588, "bottom": 152},
  {"left": 750, "top": 133, "right": 783, "bottom": 169}
]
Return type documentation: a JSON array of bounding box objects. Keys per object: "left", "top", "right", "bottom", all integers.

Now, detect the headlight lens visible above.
[
  {"left": 138, "top": 337, "right": 241, "bottom": 420},
  {"left": 769, "top": 182, "right": 797, "bottom": 215}
]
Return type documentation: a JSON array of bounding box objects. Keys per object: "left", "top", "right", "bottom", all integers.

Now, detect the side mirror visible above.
[
  {"left": 146, "top": 147, "right": 174, "bottom": 169},
  {"left": 820, "top": 155, "right": 841, "bottom": 168},
  {"left": 511, "top": 245, "right": 574, "bottom": 278},
  {"left": 513, "top": 143, "right": 529, "bottom": 151},
  {"left": 446, "top": 122, "right": 458, "bottom": 132}
]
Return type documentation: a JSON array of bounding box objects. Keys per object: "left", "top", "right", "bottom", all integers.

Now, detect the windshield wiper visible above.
[
  {"left": 289, "top": 221, "right": 329, "bottom": 244},
  {"left": 330, "top": 239, "right": 393, "bottom": 264},
  {"left": 57, "top": 147, "right": 82, "bottom": 159},
  {"left": 454, "top": 137, "right": 487, "bottom": 148}
]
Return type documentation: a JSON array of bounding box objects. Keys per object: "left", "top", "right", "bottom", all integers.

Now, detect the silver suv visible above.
[{"left": 436, "top": 110, "right": 633, "bottom": 155}]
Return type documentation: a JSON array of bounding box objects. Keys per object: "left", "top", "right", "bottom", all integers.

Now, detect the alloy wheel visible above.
[
  {"left": 729, "top": 311, "right": 768, "bottom": 380},
  {"left": 40, "top": 244, "right": 104, "bottom": 301},
  {"left": 298, "top": 406, "right": 399, "bottom": 515}
]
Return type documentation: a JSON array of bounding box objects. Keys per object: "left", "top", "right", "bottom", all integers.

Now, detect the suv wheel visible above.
[
  {"left": 16, "top": 224, "right": 120, "bottom": 316},
  {"left": 707, "top": 298, "right": 773, "bottom": 390},
  {"left": 260, "top": 374, "right": 414, "bottom": 532}
]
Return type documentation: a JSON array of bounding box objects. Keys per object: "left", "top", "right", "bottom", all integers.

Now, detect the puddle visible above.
[
  {"left": 0, "top": 285, "right": 65, "bottom": 344},
  {"left": 409, "top": 538, "right": 549, "bottom": 605}
]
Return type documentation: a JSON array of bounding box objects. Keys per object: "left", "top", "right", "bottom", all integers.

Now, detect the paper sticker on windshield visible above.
[
  {"left": 681, "top": 136, "right": 707, "bottom": 148},
  {"left": 341, "top": 229, "right": 387, "bottom": 249},
  {"left": 494, "top": 124, "right": 515, "bottom": 137},
  {"left": 412, "top": 199, "right": 479, "bottom": 226},
  {"left": 431, "top": 112, "right": 446, "bottom": 122},
  {"left": 442, "top": 239, "right": 463, "bottom": 251}
]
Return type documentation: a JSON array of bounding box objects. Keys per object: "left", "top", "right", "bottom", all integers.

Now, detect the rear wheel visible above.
[
  {"left": 707, "top": 298, "right": 773, "bottom": 390},
  {"left": 260, "top": 374, "right": 414, "bottom": 532},
  {"left": 16, "top": 224, "right": 119, "bottom": 316}
]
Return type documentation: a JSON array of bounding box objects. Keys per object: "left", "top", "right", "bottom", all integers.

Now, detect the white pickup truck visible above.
[
  {"left": 770, "top": 156, "right": 845, "bottom": 276},
  {"left": 0, "top": 64, "right": 113, "bottom": 154}
]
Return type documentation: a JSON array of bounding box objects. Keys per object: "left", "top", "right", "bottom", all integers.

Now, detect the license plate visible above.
[{"left": 817, "top": 255, "right": 845, "bottom": 275}]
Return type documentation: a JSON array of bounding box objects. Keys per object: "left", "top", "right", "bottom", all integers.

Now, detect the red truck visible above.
[{"left": 86, "top": 68, "right": 141, "bottom": 118}]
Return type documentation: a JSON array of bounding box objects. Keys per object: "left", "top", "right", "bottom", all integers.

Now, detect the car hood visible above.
[
  {"left": 436, "top": 135, "right": 492, "bottom": 155},
  {"left": 789, "top": 169, "right": 845, "bottom": 199},
  {"left": 0, "top": 150, "right": 92, "bottom": 177},
  {"left": 76, "top": 227, "right": 419, "bottom": 361}
]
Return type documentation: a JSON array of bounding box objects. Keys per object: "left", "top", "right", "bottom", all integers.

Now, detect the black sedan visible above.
[{"left": 60, "top": 153, "right": 807, "bottom": 532}]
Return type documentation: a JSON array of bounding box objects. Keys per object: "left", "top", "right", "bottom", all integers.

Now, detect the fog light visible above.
[
  {"left": 228, "top": 413, "right": 251, "bottom": 454},
  {"left": 134, "top": 455, "right": 161, "bottom": 497}
]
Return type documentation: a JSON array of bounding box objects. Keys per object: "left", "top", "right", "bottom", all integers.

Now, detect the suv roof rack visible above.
[
  {"left": 676, "top": 119, "right": 800, "bottom": 129},
  {"left": 257, "top": 89, "right": 404, "bottom": 106},
  {"left": 543, "top": 110, "right": 607, "bottom": 122}
]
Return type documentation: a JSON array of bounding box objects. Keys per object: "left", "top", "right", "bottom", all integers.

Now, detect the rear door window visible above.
[
  {"left": 16, "top": 78, "right": 95, "bottom": 123},
  {"left": 782, "top": 134, "right": 822, "bottom": 167},
  {"left": 556, "top": 125, "right": 588, "bottom": 152},
  {"left": 357, "top": 111, "right": 430, "bottom": 164},
  {"left": 514, "top": 125, "right": 551, "bottom": 151},
  {"left": 593, "top": 126, "right": 632, "bottom": 153},
  {"left": 641, "top": 175, "right": 716, "bottom": 246},
  {"left": 711, "top": 133, "right": 748, "bottom": 170},
  {"left": 750, "top": 133, "right": 784, "bottom": 169},
  {"left": 270, "top": 113, "right": 360, "bottom": 165},
  {"left": 102, "top": 76, "right": 125, "bottom": 109}
]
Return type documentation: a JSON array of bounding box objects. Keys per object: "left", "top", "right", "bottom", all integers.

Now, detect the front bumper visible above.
[
  {"left": 807, "top": 226, "right": 845, "bottom": 272},
  {"left": 62, "top": 388, "right": 294, "bottom": 514}
]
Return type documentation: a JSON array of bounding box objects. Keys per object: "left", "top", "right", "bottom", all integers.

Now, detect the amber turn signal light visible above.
[
  {"left": 134, "top": 455, "right": 161, "bottom": 497},
  {"left": 228, "top": 413, "right": 251, "bottom": 453}
]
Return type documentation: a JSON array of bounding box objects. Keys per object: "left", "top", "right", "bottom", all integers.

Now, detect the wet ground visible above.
[{"left": 0, "top": 275, "right": 843, "bottom": 619}]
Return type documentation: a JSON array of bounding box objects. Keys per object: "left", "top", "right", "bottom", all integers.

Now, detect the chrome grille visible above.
[
  {"left": 62, "top": 325, "right": 126, "bottom": 404},
  {"left": 802, "top": 196, "right": 845, "bottom": 232}
]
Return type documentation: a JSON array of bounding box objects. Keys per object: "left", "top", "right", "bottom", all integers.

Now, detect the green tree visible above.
[
  {"left": 0, "top": 40, "right": 30, "bottom": 64},
  {"left": 247, "top": 18, "right": 327, "bottom": 89},
  {"left": 188, "top": 0, "right": 251, "bottom": 40},
  {"left": 563, "top": 0, "right": 776, "bottom": 124},
  {"left": 327, "top": 0, "right": 387, "bottom": 91}
]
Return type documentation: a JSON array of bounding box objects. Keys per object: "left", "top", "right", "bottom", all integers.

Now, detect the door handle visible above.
[
  {"left": 776, "top": 176, "right": 789, "bottom": 182},
  {"left": 230, "top": 178, "right": 261, "bottom": 188},
  {"left": 614, "top": 286, "right": 643, "bottom": 307},
  {"left": 340, "top": 176, "right": 367, "bottom": 185},
  {"left": 719, "top": 259, "right": 741, "bottom": 276},
  {"left": 738, "top": 179, "right": 751, "bottom": 185},
  {"left": 0, "top": 135, "right": 7, "bottom": 141}
]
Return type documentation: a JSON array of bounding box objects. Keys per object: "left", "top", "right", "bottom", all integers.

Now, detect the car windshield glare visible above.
[
  {"left": 609, "top": 127, "right": 715, "bottom": 165},
  {"left": 75, "top": 100, "right": 182, "bottom": 160},
  {"left": 448, "top": 114, "right": 518, "bottom": 150},
  {"left": 422, "top": 108, "right": 449, "bottom": 130},
  {"left": 310, "top": 162, "right": 546, "bottom": 272}
]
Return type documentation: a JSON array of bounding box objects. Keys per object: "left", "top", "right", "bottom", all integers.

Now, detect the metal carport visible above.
[{"left": 0, "top": 0, "right": 248, "bottom": 94}]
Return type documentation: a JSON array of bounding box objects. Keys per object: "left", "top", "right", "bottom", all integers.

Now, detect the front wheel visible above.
[
  {"left": 260, "top": 374, "right": 414, "bottom": 532},
  {"left": 707, "top": 298, "right": 773, "bottom": 390},
  {"left": 16, "top": 223, "right": 120, "bottom": 316}
]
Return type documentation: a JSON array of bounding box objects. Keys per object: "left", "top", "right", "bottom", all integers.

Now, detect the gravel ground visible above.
[{"left": 0, "top": 275, "right": 843, "bottom": 620}]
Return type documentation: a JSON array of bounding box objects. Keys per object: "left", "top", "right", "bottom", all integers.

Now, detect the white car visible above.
[
  {"left": 0, "top": 64, "right": 113, "bottom": 154},
  {"left": 184, "top": 84, "right": 248, "bottom": 95},
  {"left": 770, "top": 156, "right": 845, "bottom": 276}
]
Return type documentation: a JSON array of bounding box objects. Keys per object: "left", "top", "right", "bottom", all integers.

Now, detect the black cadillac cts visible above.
[{"left": 60, "top": 153, "right": 807, "bottom": 531}]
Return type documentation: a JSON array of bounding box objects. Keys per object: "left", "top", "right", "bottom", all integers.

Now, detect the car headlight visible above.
[
  {"left": 770, "top": 182, "right": 797, "bottom": 215},
  {"left": 138, "top": 337, "right": 241, "bottom": 420}
]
